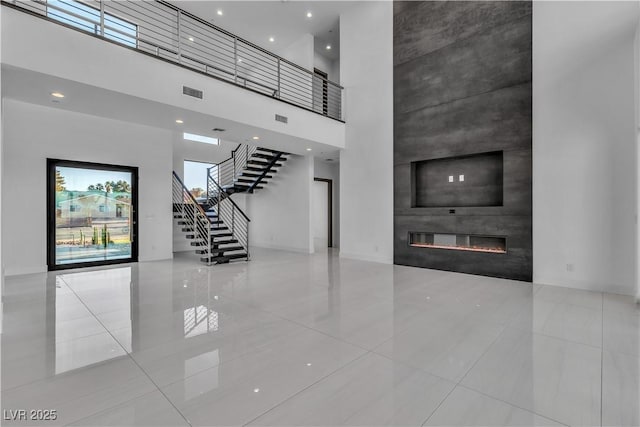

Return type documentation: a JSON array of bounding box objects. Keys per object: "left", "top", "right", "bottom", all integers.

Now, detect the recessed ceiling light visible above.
[
  {"left": 175, "top": 119, "right": 184, "bottom": 124},
  {"left": 306, "top": 148, "right": 312, "bottom": 151},
  {"left": 252, "top": 136, "right": 260, "bottom": 140},
  {"left": 269, "top": 36, "right": 275, "bottom": 43},
  {"left": 253, "top": 388, "right": 260, "bottom": 393},
  {"left": 51, "top": 92, "right": 65, "bottom": 98},
  {"left": 306, "top": 11, "right": 313, "bottom": 18},
  {"left": 217, "top": 9, "right": 223, "bottom": 15},
  {"left": 188, "top": 36, "right": 194, "bottom": 42},
  {"left": 326, "top": 45, "right": 332, "bottom": 50}
]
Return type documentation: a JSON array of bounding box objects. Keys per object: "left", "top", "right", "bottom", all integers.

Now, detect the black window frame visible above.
[{"left": 47, "top": 159, "right": 139, "bottom": 271}]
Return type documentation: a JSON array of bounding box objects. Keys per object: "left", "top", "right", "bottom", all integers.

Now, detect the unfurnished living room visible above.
[{"left": 0, "top": 0, "right": 639, "bottom": 426}]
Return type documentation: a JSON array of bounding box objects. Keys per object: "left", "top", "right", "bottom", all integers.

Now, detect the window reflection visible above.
[{"left": 55, "top": 267, "right": 132, "bottom": 374}]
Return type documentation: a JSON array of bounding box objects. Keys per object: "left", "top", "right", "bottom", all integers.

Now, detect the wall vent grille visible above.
[
  {"left": 183, "top": 86, "right": 203, "bottom": 99},
  {"left": 275, "top": 114, "right": 288, "bottom": 124}
]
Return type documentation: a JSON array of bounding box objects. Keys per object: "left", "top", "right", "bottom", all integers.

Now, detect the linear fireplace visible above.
[{"left": 409, "top": 232, "right": 507, "bottom": 254}]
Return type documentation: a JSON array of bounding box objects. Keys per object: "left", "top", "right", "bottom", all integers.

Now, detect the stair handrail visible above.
[
  {"left": 172, "top": 171, "right": 212, "bottom": 265},
  {"left": 206, "top": 166, "right": 250, "bottom": 260}
]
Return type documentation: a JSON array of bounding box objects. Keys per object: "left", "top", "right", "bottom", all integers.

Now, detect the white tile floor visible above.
[{"left": 1, "top": 248, "right": 639, "bottom": 426}]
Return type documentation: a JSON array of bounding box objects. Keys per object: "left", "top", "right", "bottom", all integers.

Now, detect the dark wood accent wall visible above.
[{"left": 393, "top": 1, "right": 532, "bottom": 281}]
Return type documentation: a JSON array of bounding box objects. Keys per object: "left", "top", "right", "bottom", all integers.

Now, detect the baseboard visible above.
[
  {"left": 4, "top": 266, "right": 47, "bottom": 276},
  {"left": 138, "top": 254, "right": 173, "bottom": 263},
  {"left": 339, "top": 251, "right": 392, "bottom": 265},
  {"left": 250, "top": 243, "right": 312, "bottom": 254},
  {"left": 533, "top": 276, "right": 635, "bottom": 297}
]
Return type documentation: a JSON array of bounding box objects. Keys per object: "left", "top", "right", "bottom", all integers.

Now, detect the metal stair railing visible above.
[
  {"left": 3, "top": 0, "right": 344, "bottom": 121},
  {"left": 206, "top": 170, "right": 250, "bottom": 261},
  {"left": 172, "top": 171, "right": 212, "bottom": 265},
  {"left": 233, "top": 145, "right": 258, "bottom": 180}
]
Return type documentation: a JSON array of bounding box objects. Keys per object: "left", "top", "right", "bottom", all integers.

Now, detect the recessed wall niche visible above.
[{"left": 412, "top": 151, "right": 503, "bottom": 208}]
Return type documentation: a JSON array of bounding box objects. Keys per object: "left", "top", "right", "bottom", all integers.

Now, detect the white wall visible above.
[
  {"left": 635, "top": 23, "right": 640, "bottom": 302},
  {"left": 314, "top": 158, "right": 340, "bottom": 248},
  {"left": 339, "top": 1, "right": 393, "bottom": 264},
  {"left": 246, "top": 154, "right": 313, "bottom": 253},
  {"left": 534, "top": 27, "right": 637, "bottom": 295},
  {"left": 2, "top": 100, "right": 173, "bottom": 275},
  {"left": 172, "top": 137, "right": 236, "bottom": 180},
  {"left": 633, "top": 25, "right": 640, "bottom": 303},
  {"left": 314, "top": 51, "right": 334, "bottom": 81},
  {"left": 281, "top": 34, "right": 314, "bottom": 70},
  {"left": 0, "top": 3, "right": 3, "bottom": 332}
]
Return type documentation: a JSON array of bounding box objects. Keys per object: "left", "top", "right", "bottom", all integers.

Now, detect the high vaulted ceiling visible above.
[{"left": 167, "top": 1, "right": 356, "bottom": 62}]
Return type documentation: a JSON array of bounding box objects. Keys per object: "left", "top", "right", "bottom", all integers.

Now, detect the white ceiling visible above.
[
  {"left": 168, "top": 1, "right": 356, "bottom": 62},
  {"left": 534, "top": 1, "right": 640, "bottom": 84}
]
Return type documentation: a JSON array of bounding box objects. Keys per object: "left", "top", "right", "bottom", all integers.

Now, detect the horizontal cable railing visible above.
[{"left": 4, "top": 0, "right": 344, "bottom": 121}]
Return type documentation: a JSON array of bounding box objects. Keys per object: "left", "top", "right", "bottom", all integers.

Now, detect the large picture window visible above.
[{"left": 47, "top": 159, "right": 138, "bottom": 270}]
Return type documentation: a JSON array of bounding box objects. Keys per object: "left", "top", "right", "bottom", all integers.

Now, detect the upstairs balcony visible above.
[{"left": 2, "top": 0, "right": 344, "bottom": 122}]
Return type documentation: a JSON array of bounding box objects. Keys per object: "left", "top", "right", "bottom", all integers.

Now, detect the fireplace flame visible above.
[{"left": 409, "top": 242, "right": 506, "bottom": 254}]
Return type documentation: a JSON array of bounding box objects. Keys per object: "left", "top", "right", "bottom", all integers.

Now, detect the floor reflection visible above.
[
  {"left": 0, "top": 249, "right": 638, "bottom": 426},
  {"left": 55, "top": 267, "right": 132, "bottom": 375}
]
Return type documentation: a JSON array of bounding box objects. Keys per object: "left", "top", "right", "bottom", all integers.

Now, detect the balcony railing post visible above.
[
  {"left": 177, "top": 10, "right": 182, "bottom": 63},
  {"left": 277, "top": 58, "right": 281, "bottom": 99},
  {"left": 99, "top": 0, "right": 105, "bottom": 36},
  {"left": 233, "top": 37, "right": 238, "bottom": 83}
]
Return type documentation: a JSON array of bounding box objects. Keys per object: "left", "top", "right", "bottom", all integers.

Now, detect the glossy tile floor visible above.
[{"left": 1, "top": 248, "right": 639, "bottom": 426}]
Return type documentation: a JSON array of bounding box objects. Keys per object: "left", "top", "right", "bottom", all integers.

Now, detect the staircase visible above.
[
  {"left": 172, "top": 145, "right": 288, "bottom": 265},
  {"left": 210, "top": 145, "right": 287, "bottom": 195}
]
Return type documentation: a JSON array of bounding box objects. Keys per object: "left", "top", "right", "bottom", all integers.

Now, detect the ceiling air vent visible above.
[
  {"left": 275, "top": 114, "right": 288, "bottom": 124},
  {"left": 212, "top": 128, "right": 226, "bottom": 132},
  {"left": 183, "top": 86, "right": 203, "bottom": 99}
]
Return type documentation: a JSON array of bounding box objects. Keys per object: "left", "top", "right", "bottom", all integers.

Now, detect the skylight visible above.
[{"left": 183, "top": 132, "right": 219, "bottom": 145}]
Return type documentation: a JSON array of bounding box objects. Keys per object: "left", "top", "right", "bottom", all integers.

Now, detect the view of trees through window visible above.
[
  {"left": 53, "top": 164, "right": 135, "bottom": 266},
  {"left": 184, "top": 160, "right": 214, "bottom": 201}
]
